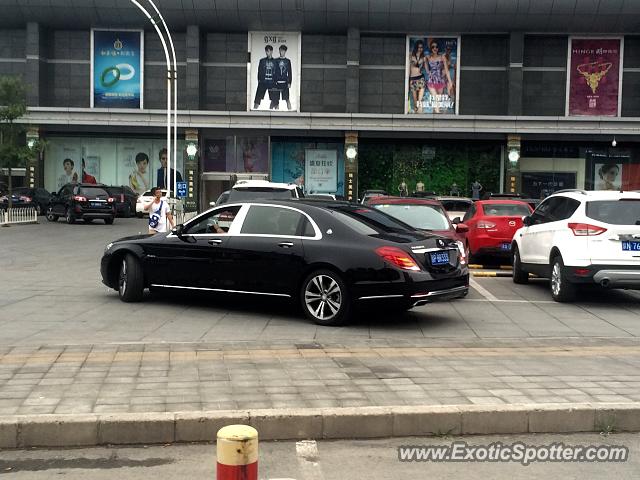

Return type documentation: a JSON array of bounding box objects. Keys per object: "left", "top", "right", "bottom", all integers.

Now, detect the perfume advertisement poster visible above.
[{"left": 568, "top": 38, "right": 621, "bottom": 116}]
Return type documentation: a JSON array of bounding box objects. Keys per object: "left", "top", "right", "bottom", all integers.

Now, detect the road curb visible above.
[{"left": 1, "top": 403, "right": 639, "bottom": 448}]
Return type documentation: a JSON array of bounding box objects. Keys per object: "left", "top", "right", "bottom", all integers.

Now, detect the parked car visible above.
[
  {"left": 105, "top": 185, "right": 137, "bottom": 217},
  {"left": 368, "top": 196, "right": 469, "bottom": 265},
  {"left": 488, "top": 192, "right": 542, "bottom": 211},
  {"left": 306, "top": 193, "right": 337, "bottom": 201},
  {"left": 6, "top": 187, "right": 51, "bottom": 215},
  {"left": 512, "top": 190, "right": 640, "bottom": 301},
  {"left": 212, "top": 190, "right": 230, "bottom": 206},
  {"left": 434, "top": 197, "right": 474, "bottom": 222},
  {"left": 461, "top": 200, "right": 533, "bottom": 259},
  {"left": 46, "top": 183, "right": 115, "bottom": 224},
  {"left": 0, "top": 192, "right": 36, "bottom": 212},
  {"left": 101, "top": 200, "right": 469, "bottom": 326},
  {"left": 136, "top": 189, "right": 169, "bottom": 217},
  {"left": 360, "top": 189, "right": 388, "bottom": 204}
]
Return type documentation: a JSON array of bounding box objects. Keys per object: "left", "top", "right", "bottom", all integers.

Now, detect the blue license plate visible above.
[
  {"left": 430, "top": 252, "right": 450, "bottom": 266},
  {"left": 91, "top": 202, "right": 102, "bottom": 207},
  {"left": 622, "top": 241, "right": 640, "bottom": 251},
  {"left": 501, "top": 243, "right": 511, "bottom": 251}
]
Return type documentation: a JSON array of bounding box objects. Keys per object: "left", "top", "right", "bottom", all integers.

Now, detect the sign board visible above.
[
  {"left": 305, "top": 150, "right": 338, "bottom": 193},
  {"left": 176, "top": 181, "right": 187, "bottom": 198}
]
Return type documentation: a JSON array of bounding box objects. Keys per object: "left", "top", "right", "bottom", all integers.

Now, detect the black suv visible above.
[
  {"left": 46, "top": 183, "right": 116, "bottom": 224},
  {"left": 105, "top": 185, "right": 138, "bottom": 217}
]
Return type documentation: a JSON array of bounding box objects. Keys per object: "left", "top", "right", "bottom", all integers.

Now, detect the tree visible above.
[{"left": 0, "top": 76, "right": 32, "bottom": 210}]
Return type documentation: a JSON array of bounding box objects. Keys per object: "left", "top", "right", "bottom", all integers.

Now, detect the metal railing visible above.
[{"left": 0, "top": 207, "right": 38, "bottom": 226}]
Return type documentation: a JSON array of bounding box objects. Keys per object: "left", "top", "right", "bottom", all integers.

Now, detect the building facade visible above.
[{"left": 1, "top": 0, "right": 640, "bottom": 208}]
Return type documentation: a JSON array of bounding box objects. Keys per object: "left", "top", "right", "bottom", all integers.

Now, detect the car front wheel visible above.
[
  {"left": 105, "top": 216, "right": 114, "bottom": 225},
  {"left": 300, "top": 270, "right": 350, "bottom": 326},
  {"left": 65, "top": 208, "right": 75, "bottom": 224},
  {"left": 550, "top": 256, "right": 576, "bottom": 302},
  {"left": 118, "top": 254, "right": 144, "bottom": 302},
  {"left": 512, "top": 246, "right": 529, "bottom": 284},
  {"left": 46, "top": 210, "right": 58, "bottom": 222}
]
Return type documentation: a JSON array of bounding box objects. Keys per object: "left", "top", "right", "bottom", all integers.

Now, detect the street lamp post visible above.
[{"left": 128, "top": 0, "right": 177, "bottom": 198}]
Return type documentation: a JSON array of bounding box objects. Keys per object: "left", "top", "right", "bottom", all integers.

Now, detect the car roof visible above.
[
  {"left": 367, "top": 196, "right": 442, "bottom": 206},
  {"left": 550, "top": 190, "right": 640, "bottom": 201},
  {"left": 476, "top": 199, "right": 532, "bottom": 205},
  {"left": 436, "top": 196, "right": 473, "bottom": 202}
]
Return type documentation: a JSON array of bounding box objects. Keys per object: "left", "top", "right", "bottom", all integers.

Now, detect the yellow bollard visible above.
[{"left": 216, "top": 425, "right": 258, "bottom": 480}]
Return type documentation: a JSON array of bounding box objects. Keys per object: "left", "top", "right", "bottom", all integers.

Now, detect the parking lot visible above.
[{"left": 2, "top": 217, "right": 640, "bottom": 347}]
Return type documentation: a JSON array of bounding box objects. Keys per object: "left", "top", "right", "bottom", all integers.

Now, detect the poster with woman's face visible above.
[
  {"left": 117, "top": 141, "right": 152, "bottom": 195},
  {"left": 594, "top": 163, "right": 622, "bottom": 191},
  {"left": 248, "top": 32, "right": 301, "bottom": 112},
  {"left": 406, "top": 36, "right": 460, "bottom": 115},
  {"left": 47, "top": 140, "right": 81, "bottom": 192}
]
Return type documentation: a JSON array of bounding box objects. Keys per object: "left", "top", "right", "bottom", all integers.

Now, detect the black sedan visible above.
[
  {"left": 6, "top": 187, "right": 51, "bottom": 215},
  {"left": 100, "top": 200, "right": 469, "bottom": 325},
  {"left": 0, "top": 192, "right": 36, "bottom": 211}
]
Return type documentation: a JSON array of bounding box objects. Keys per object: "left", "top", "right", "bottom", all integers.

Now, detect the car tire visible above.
[
  {"left": 35, "top": 204, "right": 42, "bottom": 215},
  {"left": 300, "top": 269, "right": 351, "bottom": 326},
  {"left": 512, "top": 246, "right": 529, "bottom": 284},
  {"left": 550, "top": 255, "right": 576, "bottom": 302},
  {"left": 118, "top": 254, "right": 144, "bottom": 302},
  {"left": 85, "top": 218, "right": 93, "bottom": 224},
  {"left": 136, "top": 211, "right": 143, "bottom": 219},
  {"left": 105, "top": 216, "right": 114, "bottom": 225},
  {"left": 65, "top": 208, "right": 75, "bottom": 224},
  {"left": 123, "top": 203, "right": 132, "bottom": 218},
  {"left": 46, "top": 211, "right": 58, "bottom": 222}
]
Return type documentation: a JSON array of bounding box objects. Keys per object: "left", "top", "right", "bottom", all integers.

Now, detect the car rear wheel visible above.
[
  {"left": 105, "top": 216, "right": 114, "bottom": 225},
  {"left": 512, "top": 246, "right": 529, "bottom": 284},
  {"left": 35, "top": 204, "right": 42, "bottom": 215},
  {"left": 65, "top": 208, "right": 75, "bottom": 224},
  {"left": 123, "top": 203, "right": 132, "bottom": 217},
  {"left": 550, "top": 256, "right": 576, "bottom": 302},
  {"left": 118, "top": 254, "right": 144, "bottom": 302},
  {"left": 136, "top": 211, "right": 143, "bottom": 218},
  {"left": 46, "top": 210, "right": 58, "bottom": 222},
  {"left": 300, "top": 270, "right": 350, "bottom": 326}
]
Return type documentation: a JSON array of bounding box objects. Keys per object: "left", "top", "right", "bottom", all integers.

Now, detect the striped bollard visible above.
[{"left": 217, "top": 425, "right": 258, "bottom": 480}]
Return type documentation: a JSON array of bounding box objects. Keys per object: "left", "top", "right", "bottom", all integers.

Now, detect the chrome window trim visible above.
[
  {"left": 238, "top": 203, "right": 323, "bottom": 240},
  {"left": 150, "top": 284, "right": 291, "bottom": 298}
]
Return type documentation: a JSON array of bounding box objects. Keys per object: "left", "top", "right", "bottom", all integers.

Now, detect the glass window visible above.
[
  {"left": 586, "top": 200, "right": 640, "bottom": 225},
  {"left": 482, "top": 203, "right": 531, "bottom": 217},
  {"left": 439, "top": 200, "right": 473, "bottom": 213},
  {"left": 330, "top": 205, "right": 412, "bottom": 234},
  {"left": 551, "top": 198, "right": 580, "bottom": 220},
  {"left": 77, "top": 187, "right": 109, "bottom": 198},
  {"left": 372, "top": 204, "right": 450, "bottom": 230},
  {"left": 186, "top": 206, "right": 241, "bottom": 234},
  {"left": 227, "top": 187, "right": 294, "bottom": 202},
  {"left": 463, "top": 205, "right": 476, "bottom": 222},
  {"left": 241, "top": 206, "right": 308, "bottom": 236}
]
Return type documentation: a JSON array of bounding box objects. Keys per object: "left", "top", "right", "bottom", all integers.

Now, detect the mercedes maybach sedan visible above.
[{"left": 101, "top": 199, "right": 469, "bottom": 325}]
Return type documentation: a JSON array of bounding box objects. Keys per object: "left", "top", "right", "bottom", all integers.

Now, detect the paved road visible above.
[
  {"left": 1, "top": 433, "right": 638, "bottom": 479},
  {"left": 2, "top": 218, "right": 640, "bottom": 346}
]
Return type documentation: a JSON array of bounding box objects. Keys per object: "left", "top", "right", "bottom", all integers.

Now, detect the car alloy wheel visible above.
[
  {"left": 119, "top": 258, "right": 128, "bottom": 297},
  {"left": 36, "top": 204, "right": 42, "bottom": 215},
  {"left": 65, "top": 208, "right": 75, "bottom": 224},
  {"left": 117, "top": 254, "right": 144, "bottom": 302},
  {"left": 301, "top": 270, "right": 350, "bottom": 326},
  {"left": 550, "top": 256, "right": 576, "bottom": 302},
  {"left": 551, "top": 262, "right": 561, "bottom": 296},
  {"left": 46, "top": 211, "right": 57, "bottom": 222}
]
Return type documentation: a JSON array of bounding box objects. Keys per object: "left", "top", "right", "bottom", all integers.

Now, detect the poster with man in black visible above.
[
  {"left": 273, "top": 45, "right": 292, "bottom": 110},
  {"left": 253, "top": 45, "right": 275, "bottom": 109}
]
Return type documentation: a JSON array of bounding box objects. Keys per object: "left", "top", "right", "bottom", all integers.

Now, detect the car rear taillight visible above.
[
  {"left": 120, "top": 194, "right": 124, "bottom": 202},
  {"left": 375, "top": 246, "right": 420, "bottom": 271},
  {"left": 107, "top": 197, "right": 115, "bottom": 203},
  {"left": 477, "top": 220, "right": 496, "bottom": 229},
  {"left": 73, "top": 195, "right": 87, "bottom": 202},
  {"left": 20, "top": 196, "right": 32, "bottom": 202},
  {"left": 568, "top": 223, "right": 607, "bottom": 236}
]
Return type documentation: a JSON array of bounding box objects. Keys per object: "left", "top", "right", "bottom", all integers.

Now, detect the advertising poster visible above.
[
  {"left": 237, "top": 137, "right": 269, "bottom": 173},
  {"left": 405, "top": 36, "right": 459, "bottom": 114},
  {"left": 248, "top": 32, "right": 301, "bottom": 112},
  {"left": 92, "top": 29, "right": 143, "bottom": 108},
  {"left": 151, "top": 141, "right": 185, "bottom": 192},
  {"left": 593, "top": 163, "right": 623, "bottom": 190},
  {"left": 51, "top": 144, "right": 81, "bottom": 191},
  {"left": 305, "top": 150, "right": 338, "bottom": 193},
  {"left": 117, "top": 141, "right": 153, "bottom": 195},
  {"left": 203, "top": 139, "right": 227, "bottom": 172},
  {"left": 567, "top": 38, "right": 622, "bottom": 116}
]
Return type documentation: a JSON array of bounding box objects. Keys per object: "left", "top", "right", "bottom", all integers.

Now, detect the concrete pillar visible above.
[
  {"left": 346, "top": 27, "right": 360, "bottom": 113},
  {"left": 25, "top": 22, "right": 46, "bottom": 106},
  {"left": 507, "top": 31, "right": 524, "bottom": 116},
  {"left": 185, "top": 25, "right": 201, "bottom": 110}
]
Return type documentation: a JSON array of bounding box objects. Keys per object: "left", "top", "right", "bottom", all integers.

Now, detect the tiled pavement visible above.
[{"left": 1, "top": 338, "right": 639, "bottom": 416}]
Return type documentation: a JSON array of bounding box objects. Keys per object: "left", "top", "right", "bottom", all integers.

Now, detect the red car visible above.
[
  {"left": 461, "top": 200, "right": 533, "bottom": 258},
  {"left": 368, "top": 196, "right": 469, "bottom": 265}
]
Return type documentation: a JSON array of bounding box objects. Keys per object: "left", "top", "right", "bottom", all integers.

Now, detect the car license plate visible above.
[
  {"left": 622, "top": 241, "right": 640, "bottom": 251},
  {"left": 91, "top": 202, "right": 102, "bottom": 207},
  {"left": 501, "top": 243, "right": 511, "bottom": 251},
  {"left": 430, "top": 252, "right": 450, "bottom": 266}
]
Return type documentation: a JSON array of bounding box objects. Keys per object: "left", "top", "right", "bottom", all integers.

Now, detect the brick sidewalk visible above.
[{"left": 1, "top": 338, "right": 639, "bottom": 416}]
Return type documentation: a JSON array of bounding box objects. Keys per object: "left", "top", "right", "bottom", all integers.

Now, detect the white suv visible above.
[{"left": 512, "top": 190, "right": 640, "bottom": 301}]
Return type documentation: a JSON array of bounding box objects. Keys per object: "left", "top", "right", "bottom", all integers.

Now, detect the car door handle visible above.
[
  {"left": 278, "top": 242, "right": 294, "bottom": 248},
  {"left": 208, "top": 239, "right": 223, "bottom": 245}
]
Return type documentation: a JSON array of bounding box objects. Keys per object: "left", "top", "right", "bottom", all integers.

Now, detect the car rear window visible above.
[
  {"left": 372, "top": 204, "right": 450, "bottom": 230},
  {"left": 439, "top": 200, "right": 472, "bottom": 212},
  {"left": 228, "top": 187, "right": 294, "bottom": 202},
  {"left": 586, "top": 200, "right": 640, "bottom": 225},
  {"left": 331, "top": 205, "right": 413, "bottom": 235},
  {"left": 107, "top": 187, "right": 123, "bottom": 194},
  {"left": 482, "top": 203, "right": 531, "bottom": 216},
  {"left": 78, "top": 187, "right": 109, "bottom": 198}
]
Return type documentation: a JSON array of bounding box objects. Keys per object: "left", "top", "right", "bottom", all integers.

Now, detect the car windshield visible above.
[
  {"left": 330, "top": 205, "right": 414, "bottom": 234},
  {"left": 586, "top": 200, "right": 640, "bottom": 225},
  {"left": 77, "top": 187, "right": 109, "bottom": 198},
  {"left": 228, "top": 187, "right": 294, "bottom": 201},
  {"left": 482, "top": 203, "right": 531, "bottom": 216},
  {"left": 372, "top": 204, "right": 450, "bottom": 230},
  {"left": 439, "top": 200, "right": 472, "bottom": 212}
]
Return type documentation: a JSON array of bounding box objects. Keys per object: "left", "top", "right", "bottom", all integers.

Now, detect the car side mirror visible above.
[
  {"left": 455, "top": 223, "right": 469, "bottom": 234},
  {"left": 173, "top": 224, "right": 185, "bottom": 237},
  {"left": 522, "top": 215, "right": 533, "bottom": 227},
  {"left": 452, "top": 217, "right": 461, "bottom": 224}
]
